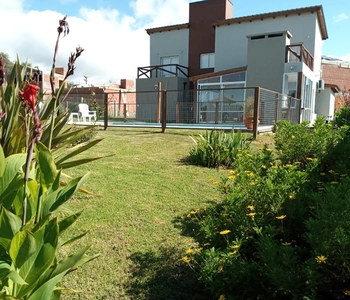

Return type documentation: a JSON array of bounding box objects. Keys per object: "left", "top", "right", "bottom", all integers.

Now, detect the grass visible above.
[{"left": 60, "top": 127, "right": 248, "bottom": 299}]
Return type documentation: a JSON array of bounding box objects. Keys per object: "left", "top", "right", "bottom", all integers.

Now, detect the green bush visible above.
[
  {"left": 181, "top": 122, "right": 350, "bottom": 299},
  {"left": 334, "top": 105, "right": 350, "bottom": 128},
  {"left": 189, "top": 130, "right": 250, "bottom": 168},
  {"left": 274, "top": 117, "right": 347, "bottom": 169}
]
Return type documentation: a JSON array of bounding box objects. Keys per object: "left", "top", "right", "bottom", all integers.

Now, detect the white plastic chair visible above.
[{"left": 78, "top": 103, "right": 96, "bottom": 122}]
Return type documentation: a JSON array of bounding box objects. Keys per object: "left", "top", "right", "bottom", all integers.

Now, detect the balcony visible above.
[
  {"left": 285, "top": 44, "right": 314, "bottom": 71},
  {"left": 137, "top": 64, "right": 189, "bottom": 79}
]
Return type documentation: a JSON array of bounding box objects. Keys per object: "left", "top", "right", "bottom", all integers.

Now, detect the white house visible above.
[{"left": 137, "top": 0, "right": 331, "bottom": 125}]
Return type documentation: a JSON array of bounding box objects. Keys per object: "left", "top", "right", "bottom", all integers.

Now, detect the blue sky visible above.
[{"left": 1, "top": 0, "right": 349, "bottom": 85}]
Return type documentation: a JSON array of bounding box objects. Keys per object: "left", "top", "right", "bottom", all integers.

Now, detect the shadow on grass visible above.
[{"left": 124, "top": 246, "right": 211, "bottom": 300}]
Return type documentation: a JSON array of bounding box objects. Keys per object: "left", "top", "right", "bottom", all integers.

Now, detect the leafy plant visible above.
[
  {"left": 0, "top": 15, "right": 102, "bottom": 299},
  {"left": 244, "top": 96, "right": 255, "bottom": 118},
  {"left": 0, "top": 143, "right": 99, "bottom": 299},
  {"left": 181, "top": 122, "right": 350, "bottom": 299},
  {"left": 189, "top": 130, "right": 250, "bottom": 168}
]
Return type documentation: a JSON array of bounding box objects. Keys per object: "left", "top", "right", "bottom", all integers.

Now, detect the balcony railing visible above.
[
  {"left": 286, "top": 44, "right": 314, "bottom": 71},
  {"left": 137, "top": 64, "right": 189, "bottom": 79}
]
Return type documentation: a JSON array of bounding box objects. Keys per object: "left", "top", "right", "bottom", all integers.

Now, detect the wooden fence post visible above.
[
  {"left": 176, "top": 102, "right": 180, "bottom": 123},
  {"left": 157, "top": 82, "right": 162, "bottom": 123},
  {"left": 103, "top": 93, "right": 108, "bottom": 130},
  {"left": 215, "top": 102, "right": 219, "bottom": 124},
  {"left": 123, "top": 103, "right": 127, "bottom": 122},
  {"left": 161, "top": 90, "right": 167, "bottom": 133},
  {"left": 275, "top": 93, "right": 279, "bottom": 124}
]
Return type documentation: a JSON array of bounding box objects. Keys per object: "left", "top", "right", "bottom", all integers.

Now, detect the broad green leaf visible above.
[
  {"left": 58, "top": 211, "right": 82, "bottom": 235},
  {"left": 16, "top": 220, "right": 58, "bottom": 298},
  {"left": 0, "top": 154, "right": 26, "bottom": 195},
  {"left": 55, "top": 139, "right": 103, "bottom": 165},
  {"left": 49, "top": 173, "right": 89, "bottom": 212},
  {"left": 0, "top": 146, "right": 5, "bottom": 176},
  {"left": 0, "top": 208, "right": 22, "bottom": 251},
  {"left": 58, "top": 157, "right": 105, "bottom": 169},
  {"left": 9, "top": 230, "right": 36, "bottom": 269},
  {"left": 49, "top": 246, "right": 99, "bottom": 279},
  {"left": 6, "top": 270, "right": 28, "bottom": 285},
  {"left": 26, "top": 272, "right": 66, "bottom": 300},
  {"left": 35, "top": 143, "right": 57, "bottom": 188},
  {"left": 61, "top": 231, "right": 88, "bottom": 247}
]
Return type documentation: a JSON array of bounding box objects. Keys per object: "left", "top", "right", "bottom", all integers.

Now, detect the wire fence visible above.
[{"left": 63, "top": 87, "right": 301, "bottom": 137}]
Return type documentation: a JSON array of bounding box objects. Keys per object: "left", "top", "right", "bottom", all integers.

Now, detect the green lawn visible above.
[{"left": 60, "top": 127, "right": 236, "bottom": 299}]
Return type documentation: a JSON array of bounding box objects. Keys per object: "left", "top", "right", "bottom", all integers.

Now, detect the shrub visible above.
[
  {"left": 189, "top": 130, "right": 250, "bottom": 168},
  {"left": 334, "top": 105, "right": 350, "bottom": 128},
  {"left": 181, "top": 123, "right": 350, "bottom": 299},
  {"left": 274, "top": 117, "right": 347, "bottom": 169}
]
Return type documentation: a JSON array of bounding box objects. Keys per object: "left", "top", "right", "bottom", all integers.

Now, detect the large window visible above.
[
  {"left": 160, "top": 56, "right": 179, "bottom": 77},
  {"left": 282, "top": 73, "right": 298, "bottom": 108},
  {"left": 200, "top": 53, "right": 215, "bottom": 69}
]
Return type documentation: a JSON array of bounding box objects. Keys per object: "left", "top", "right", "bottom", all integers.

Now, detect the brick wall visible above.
[{"left": 322, "top": 63, "right": 350, "bottom": 92}]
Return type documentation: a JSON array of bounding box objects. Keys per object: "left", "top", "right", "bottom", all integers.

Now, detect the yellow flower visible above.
[
  {"left": 276, "top": 215, "right": 286, "bottom": 220},
  {"left": 306, "top": 157, "right": 313, "bottom": 161},
  {"left": 247, "top": 205, "right": 255, "bottom": 211},
  {"left": 261, "top": 165, "right": 266, "bottom": 169},
  {"left": 291, "top": 135, "right": 295, "bottom": 139},
  {"left": 246, "top": 212, "right": 256, "bottom": 218},
  {"left": 220, "top": 230, "right": 231, "bottom": 235},
  {"left": 289, "top": 195, "right": 295, "bottom": 200},
  {"left": 330, "top": 181, "right": 339, "bottom": 185},
  {"left": 219, "top": 295, "right": 226, "bottom": 300},
  {"left": 228, "top": 175, "right": 236, "bottom": 180},
  {"left": 231, "top": 245, "right": 240, "bottom": 249},
  {"left": 218, "top": 265, "right": 223, "bottom": 272},
  {"left": 185, "top": 248, "right": 193, "bottom": 254},
  {"left": 195, "top": 248, "right": 203, "bottom": 253},
  {"left": 203, "top": 242, "right": 210, "bottom": 246},
  {"left": 265, "top": 148, "right": 272, "bottom": 152},
  {"left": 282, "top": 242, "right": 291, "bottom": 246},
  {"left": 213, "top": 181, "right": 219, "bottom": 185},
  {"left": 181, "top": 256, "right": 191, "bottom": 263},
  {"left": 229, "top": 251, "right": 237, "bottom": 255},
  {"left": 315, "top": 255, "right": 327, "bottom": 264}
]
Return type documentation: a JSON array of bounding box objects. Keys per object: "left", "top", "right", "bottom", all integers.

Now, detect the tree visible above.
[{"left": 0, "top": 52, "right": 14, "bottom": 74}]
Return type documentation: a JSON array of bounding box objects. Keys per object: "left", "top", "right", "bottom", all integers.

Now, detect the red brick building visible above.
[{"left": 322, "top": 57, "right": 350, "bottom": 110}]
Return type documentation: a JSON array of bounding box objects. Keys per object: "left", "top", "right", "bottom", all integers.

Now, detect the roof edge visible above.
[
  {"left": 213, "top": 5, "right": 328, "bottom": 40},
  {"left": 146, "top": 23, "right": 189, "bottom": 35},
  {"left": 190, "top": 66, "right": 247, "bottom": 82}
]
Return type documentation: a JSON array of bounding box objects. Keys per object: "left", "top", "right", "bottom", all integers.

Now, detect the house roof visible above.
[
  {"left": 189, "top": 66, "right": 247, "bottom": 82},
  {"left": 325, "top": 83, "right": 341, "bottom": 93},
  {"left": 146, "top": 23, "right": 189, "bottom": 35},
  {"left": 213, "top": 5, "right": 328, "bottom": 40}
]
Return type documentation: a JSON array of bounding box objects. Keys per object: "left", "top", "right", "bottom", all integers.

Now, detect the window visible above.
[
  {"left": 160, "top": 56, "right": 179, "bottom": 77},
  {"left": 200, "top": 53, "right": 215, "bottom": 69},
  {"left": 282, "top": 73, "right": 298, "bottom": 108}
]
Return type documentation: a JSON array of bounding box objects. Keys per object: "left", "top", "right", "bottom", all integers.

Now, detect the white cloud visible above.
[
  {"left": 0, "top": 0, "right": 193, "bottom": 85},
  {"left": 333, "top": 13, "right": 349, "bottom": 23},
  {"left": 340, "top": 53, "right": 350, "bottom": 63}
]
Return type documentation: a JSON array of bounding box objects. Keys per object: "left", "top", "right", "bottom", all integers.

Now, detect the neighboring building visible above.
[
  {"left": 321, "top": 56, "right": 350, "bottom": 112},
  {"left": 137, "top": 0, "right": 333, "bottom": 124},
  {"left": 62, "top": 79, "right": 136, "bottom": 118}
]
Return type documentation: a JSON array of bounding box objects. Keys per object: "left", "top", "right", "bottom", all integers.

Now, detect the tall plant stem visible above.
[
  {"left": 48, "top": 32, "right": 61, "bottom": 150},
  {"left": 22, "top": 140, "right": 35, "bottom": 226}
]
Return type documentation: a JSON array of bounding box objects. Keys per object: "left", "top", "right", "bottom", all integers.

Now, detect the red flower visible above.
[{"left": 19, "top": 84, "right": 40, "bottom": 111}]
